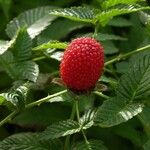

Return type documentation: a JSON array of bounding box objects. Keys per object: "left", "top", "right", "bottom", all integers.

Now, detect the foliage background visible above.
[{"left": 0, "top": 0, "right": 150, "bottom": 150}]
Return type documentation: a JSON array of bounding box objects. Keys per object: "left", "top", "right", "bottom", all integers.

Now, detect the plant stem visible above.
[
  {"left": 0, "top": 90, "right": 67, "bottom": 127},
  {"left": 26, "top": 90, "right": 67, "bottom": 109},
  {"left": 0, "top": 111, "right": 18, "bottom": 127},
  {"left": 64, "top": 102, "right": 76, "bottom": 150},
  {"left": 93, "top": 91, "right": 109, "bottom": 99},
  {"left": 93, "top": 23, "right": 99, "bottom": 38},
  {"left": 75, "top": 100, "right": 89, "bottom": 145},
  {"left": 33, "top": 56, "right": 46, "bottom": 61},
  {"left": 105, "top": 44, "right": 150, "bottom": 66}
]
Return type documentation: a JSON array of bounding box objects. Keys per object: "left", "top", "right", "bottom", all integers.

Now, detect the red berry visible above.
[{"left": 60, "top": 37, "right": 104, "bottom": 91}]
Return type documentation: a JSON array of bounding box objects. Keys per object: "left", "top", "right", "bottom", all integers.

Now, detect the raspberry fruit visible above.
[{"left": 60, "top": 37, "right": 104, "bottom": 92}]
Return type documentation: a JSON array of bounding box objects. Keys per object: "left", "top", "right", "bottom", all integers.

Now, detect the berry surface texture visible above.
[{"left": 60, "top": 37, "right": 104, "bottom": 91}]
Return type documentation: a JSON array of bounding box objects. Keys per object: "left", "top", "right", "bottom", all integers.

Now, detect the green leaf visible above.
[
  {"left": 12, "top": 27, "right": 32, "bottom": 61},
  {"left": 94, "top": 97, "right": 143, "bottom": 127},
  {"left": 112, "top": 123, "right": 143, "bottom": 146},
  {"left": 15, "top": 61, "right": 39, "bottom": 82},
  {"left": 1, "top": 28, "right": 32, "bottom": 58},
  {"left": 0, "top": 0, "right": 12, "bottom": 19},
  {"left": 0, "top": 40, "right": 14, "bottom": 55},
  {"left": 6, "top": 6, "right": 56, "bottom": 39},
  {"left": 117, "top": 54, "right": 150, "bottom": 101},
  {"left": 49, "top": 7, "right": 98, "bottom": 24},
  {"left": 102, "top": 41, "right": 119, "bottom": 54},
  {"left": 0, "top": 52, "right": 39, "bottom": 82},
  {"left": 0, "top": 133, "right": 62, "bottom": 150},
  {"left": 37, "top": 19, "right": 85, "bottom": 44},
  {"left": 108, "top": 17, "right": 132, "bottom": 27},
  {"left": 12, "top": 103, "right": 70, "bottom": 127},
  {"left": 139, "top": 11, "right": 150, "bottom": 25},
  {"left": 73, "top": 140, "right": 108, "bottom": 150},
  {"left": 95, "top": 33, "right": 126, "bottom": 41},
  {"left": 33, "top": 40, "right": 68, "bottom": 51},
  {"left": 94, "top": 54, "right": 150, "bottom": 127},
  {"left": 102, "top": 0, "right": 142, "bottom": 9},
  {"left": 143, "top": 140, "right": 150, "bottom": 150},
  {"left": 0, "top": 28, "right": 39, "bottom": 82},
  {"left": 0, "top": 83, "right": 28, "bottom": 109},
  {"left": 138, "top": 106, "right": 150, "bottom": 136},
  {"left": 96, "top": 5, "right": 150, "bottom": 26},
  {"left": 50, "top": 51, "right": 64, "bottom": 61},
  {"left": 80, "top": 109, "right": 97, "bottom": 130},
  {"left": 41, "top": 120, "right": 80, "bottom": 140},
  {"left": 99, "top": 75, "right": 117, "bottom": 85}
]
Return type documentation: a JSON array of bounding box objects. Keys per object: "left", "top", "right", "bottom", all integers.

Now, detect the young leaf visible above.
[
  {"left": 6, "top": 6, "right": 56, "bottom": 39},
  {"left": 41, "top": 120, "right": 80, "bottom": 140},
  {"left": 73, "top": 140, "right": 108, "bottom": 150},
  {"left": 94, "top": 97, "right": 143, "bottom": 127},
  {"left": 102, "top": 0, "right": 142, "bottom": 9},
  {"left": 33, "top": 40, "right": 68, "bottom": 51},
  {"left": 49, "top": 7, "right": 98, "bottom": 24},
  {"left": 96, "top": 5, "right": 150, "bottom": 26},
  {"left": 0, "top": 133, "right": 62, "bottom": 150}
]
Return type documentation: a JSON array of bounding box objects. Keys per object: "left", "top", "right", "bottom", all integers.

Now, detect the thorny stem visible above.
[
  {"left": 75, "top": 100, "right": 89, "bottom": 145},
  {"left": 105, "top": 44, "right": 150, "bottom": 66}
]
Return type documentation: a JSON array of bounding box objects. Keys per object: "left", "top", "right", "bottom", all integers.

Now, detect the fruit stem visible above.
[
  {"left": 0, "top": 90, "right": 67, "bottom": 127},
  {"left": 75, "top": 100, "right": 89, "bottom": 145},
  {"left": 105, "top": 44, "right": 150, "bottom": 66},
  {"left": 93, "top": 23, "right": 99, "bottom": 38},
  {"left": 64, "top": 102, "right": 76, "bottom": 150}
]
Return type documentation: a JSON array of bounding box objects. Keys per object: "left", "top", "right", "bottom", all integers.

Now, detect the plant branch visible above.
[
  {"left": 0, "top": 111, "right": 18, "bottom": 127},
  {"left": 0, "top": 90, "right": 67, "bottom": 127},
  {"left": 93, "top": 23, "right": 99, "bottom": 38},
  {"left": 26, "top": 90, "right": 67, "bottom": 109},
  {"left": 64, "top": 102, "right": 76, "bottom": 150},
  {"left": 105, "top": 44, "right": 150, "bottom": 66},
  {"left": 75, "top": 100, "right": 89, "bottom": 145}
]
